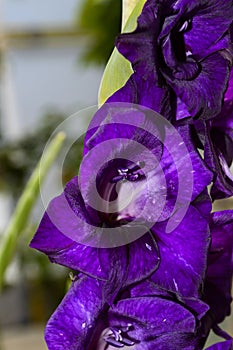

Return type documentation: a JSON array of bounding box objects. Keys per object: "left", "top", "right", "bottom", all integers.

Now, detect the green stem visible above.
[{"left": 0, "top": 132, "right": 66, "bottom": 292}]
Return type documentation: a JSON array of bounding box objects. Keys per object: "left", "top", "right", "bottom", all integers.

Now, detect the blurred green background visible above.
[{"left": 0, "top": 1, "right": 121, "bottom": 348}]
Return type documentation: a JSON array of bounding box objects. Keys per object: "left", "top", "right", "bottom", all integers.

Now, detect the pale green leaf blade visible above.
[{"left": 98, "top": 0, "right": 146, "bottom": 105}]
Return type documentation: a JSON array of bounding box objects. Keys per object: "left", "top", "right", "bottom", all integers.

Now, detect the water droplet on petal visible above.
[
  {"left": 173, "top": 278, "right": 179, "bottom": 292},
  {"left": 145, "top": 243, "right": 152, "bottom": 251}
]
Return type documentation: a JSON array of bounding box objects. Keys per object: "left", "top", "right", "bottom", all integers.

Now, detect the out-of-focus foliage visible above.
[
  {"left": 77, "top": 0, "right": 122, "bottom": 65},
  {"left": 0, "top": 132, "right": 66, "bottom": 292},
  {"left": 0, "top": 113, "right": 83, "bottom": 199},
  {"left": 0, "top": 113, "right": 62, "bottom": 198},
  {"left": 19, "top": 228, "right": 68, "bottom": 322}
]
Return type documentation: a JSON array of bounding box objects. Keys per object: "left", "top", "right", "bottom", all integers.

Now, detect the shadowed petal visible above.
[
  {"left": 45, "top": 276, "right": 105, "bottom": 350},
  {"left": 176, "top": 124, "right": 213, "bottom": 199},
  {"left": 30, "top": 177, "right": 107, "bottom": 280},
  {"left": 204, "top": 211, "right": 233, "bottom": 324},
  {"left": 164, "top": 53, "right": 230, "bottom": 120},
  {"left": 151, "top": 205, "right": 210, "bottom": 297},
  {"left": 110, "top": 0, "right": 232, "bottom": 120},
  {"left": 126, "top": 231, "right": 161, "bottom": 286},
  {"left": 204, "top": 124, "right": 233, "bottom": 200},
  {"left": 174, "top": 0, "right": 233, "bottom": 58},
  {"left": 109, "top": 296, "right": 196, "bottom": 341},
  {"left": 211, "top": 68, "right": 233, "bottom": 171},
  {"left": 132, "top": 333, "right": 201, "bottom": 350},
  {"left": 129, "top": 279, "right": 172, "bottom": 298},
  {"left": 206, "top": 340, "right": 233, "bottom": 350},
  {"left": 129, "top": 279, "right": 209, "bottom": 320},
  {"left": 108, "top": 74, "right": 173, "bottom": 119}
]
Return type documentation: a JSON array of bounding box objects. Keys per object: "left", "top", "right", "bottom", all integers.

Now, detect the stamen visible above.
[
  {"left": 128, "top": 173, "right": 139, "bottom": 181},
  {"left": 118, "top": 168, "right": 129, "bottom": 174},
  {"left": 111, "top": 161, "right": 145, "bottom": 183},
  {"left": 111, "top": 175, "right": 125, "bottom": 183},
  {"left": 118, "top": 170, "right": 127, "bottom": 177},
  {"left": 121, "top": 338, "right": 135, "bottom": 346},
  {"left": 111, "top": 327, "right": 123, "bottom": 342},
  {"left": 121, "top": 324, "right": 133, "bottom": 333},
  {"left": 104, "top": 326, "right": 135, "bottom": 348},
  {"left": 104, "top": 336, "right": 124, "bottom": 348}
]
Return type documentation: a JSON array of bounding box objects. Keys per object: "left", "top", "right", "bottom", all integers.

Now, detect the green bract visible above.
[{"left": 98, "top": 0, "right": 146, "bottom": 105}]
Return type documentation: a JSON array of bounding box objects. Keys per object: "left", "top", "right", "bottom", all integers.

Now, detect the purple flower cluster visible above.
[{"left": 30, "top": 1, "right": 233, "bottom": 349}]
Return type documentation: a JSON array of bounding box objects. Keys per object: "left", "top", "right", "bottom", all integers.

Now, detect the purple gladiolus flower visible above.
[
  {"left": 28, "top": 0, "right": 233, "bottom": 345},
  {"left": 40, "top": 212, "right": 233, "bottom": 350},
  {"left": 30, "top": 104, "right": 214, "bottom": 349},
  {"left": 43, "top": 276, "right": 232, "bottom": 349},
  {"left": 191, "top": 69, "right": 233, "bottom": 199},
  {"left": 44, "top": 276, "right": 211, "bottom": 349},
  {"left": 31, "top": 104, "right": 212, "bottom": 297},
  {"left": 109, "top": 0, "right": 233, "bottom": 121}
]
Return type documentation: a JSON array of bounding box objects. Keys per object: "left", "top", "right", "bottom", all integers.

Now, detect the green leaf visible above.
[
  {"left": 98, "top": 0, "right": 146, "bottom": 105},
  {"left": 122, "top": 0, "right": 140, "bottom": 29},
  {"left": 0, "top": 132, "right": 66, "bottom": 292}
]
